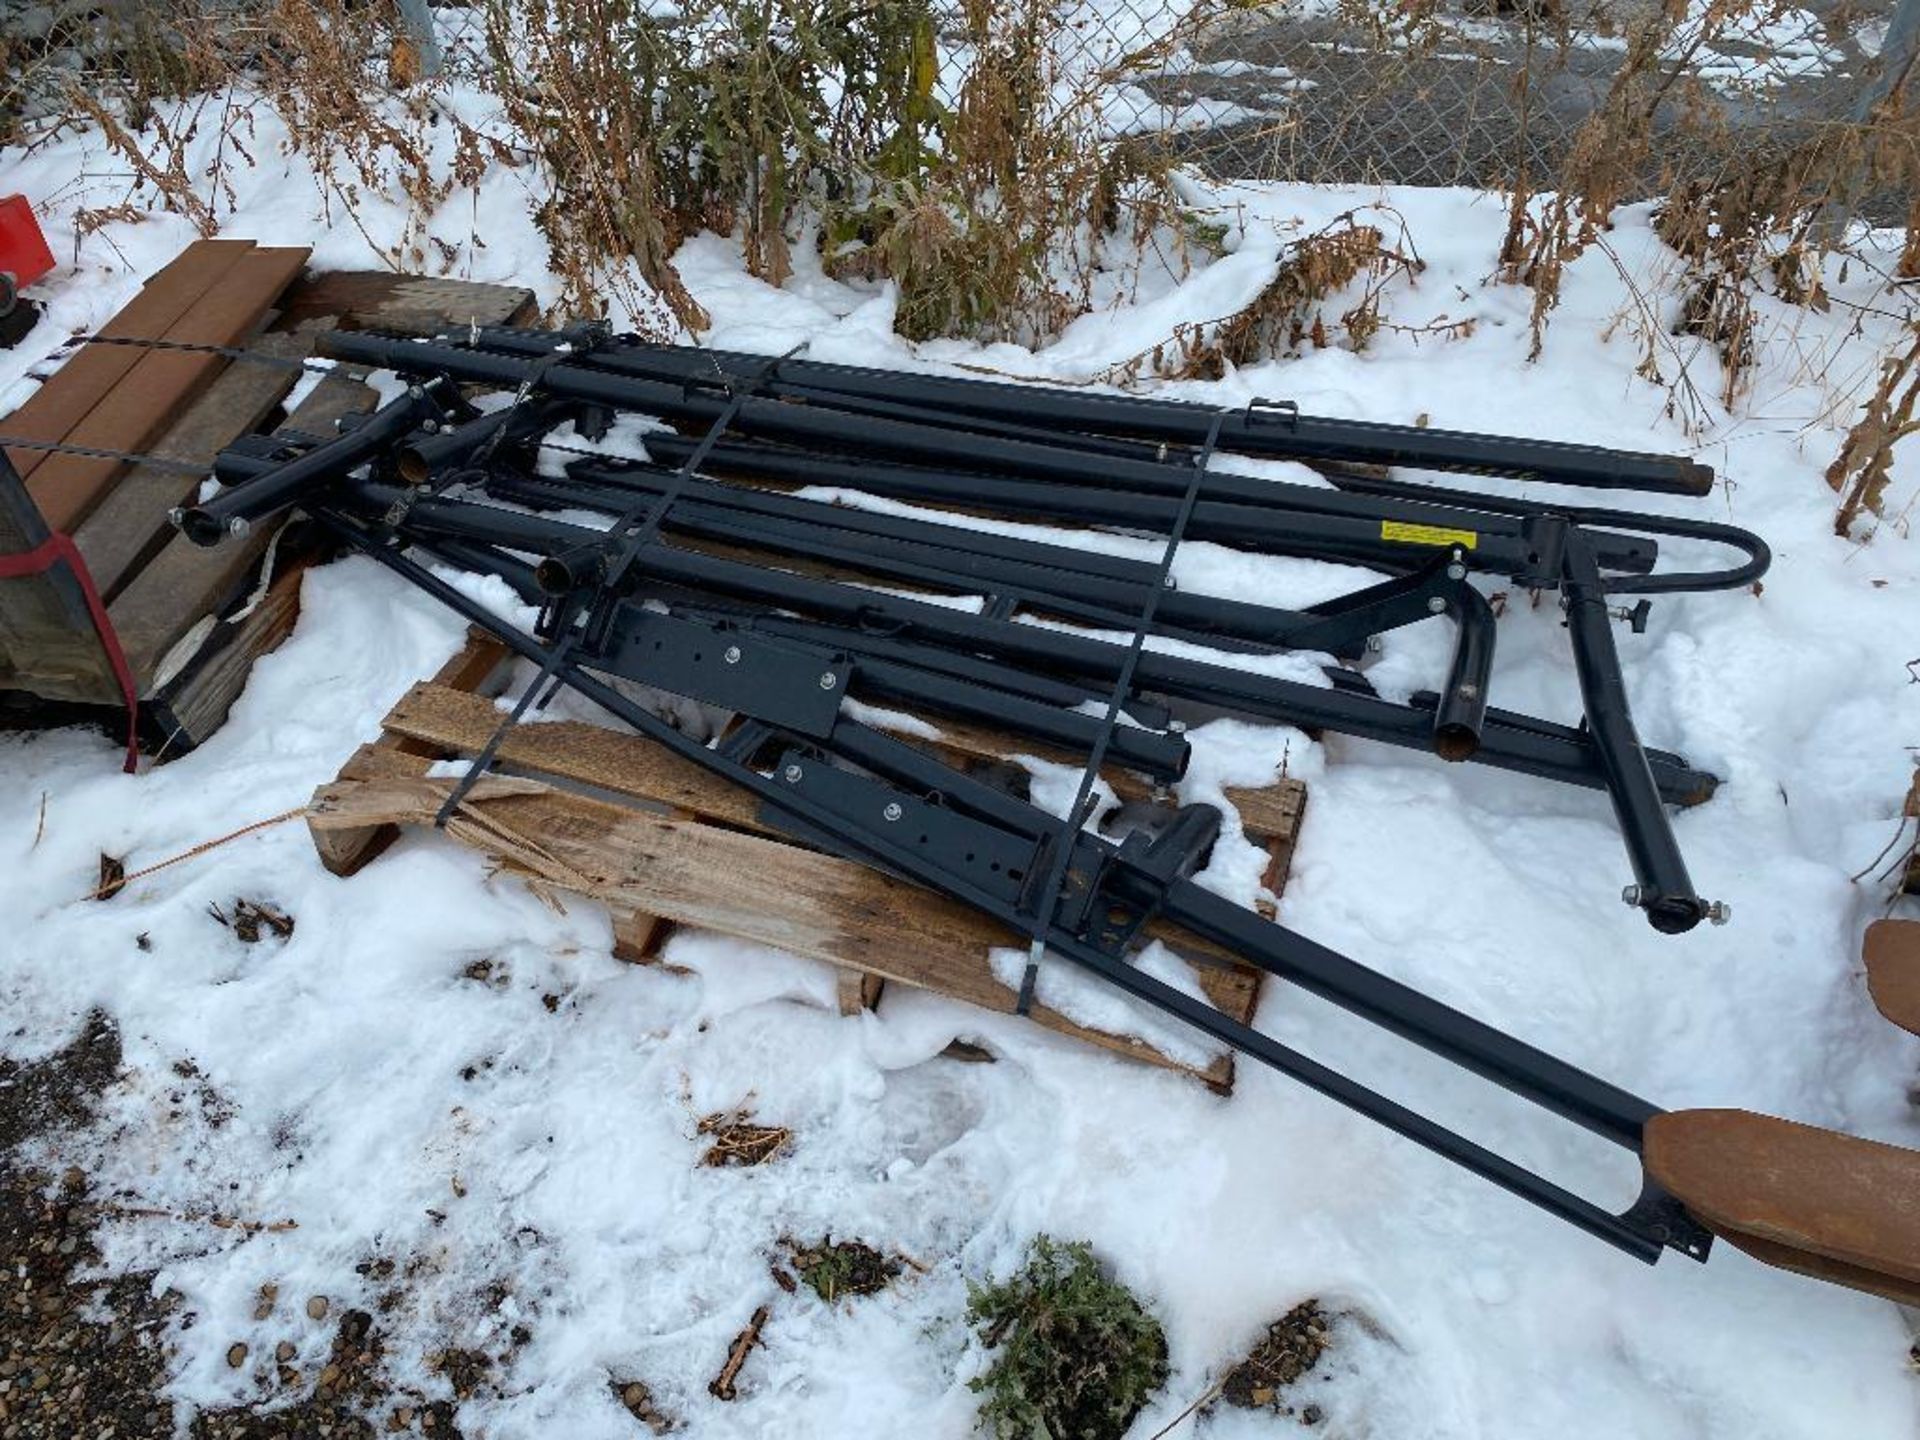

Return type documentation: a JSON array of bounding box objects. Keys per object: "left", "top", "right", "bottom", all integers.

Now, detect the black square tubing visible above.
[
  {"left": 307, "top": 502, "right": 1715, "bottom": 1270},
  {"left": 337, "top": 482, "right": 1716, "bottom": 926},
  {"left": 308, "top": 334, "right": 1690, "bottom": 579},
  {"left": 426, "top": 326, "right": 1718, "bottom": 496}
]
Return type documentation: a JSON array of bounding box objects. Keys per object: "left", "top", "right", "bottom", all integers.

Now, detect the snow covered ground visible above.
[{"left": 3, "top": 90, "right": 1920, "bottom": 1440}]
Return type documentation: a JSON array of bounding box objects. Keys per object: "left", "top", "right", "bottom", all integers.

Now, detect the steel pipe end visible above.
[
  {"left": 395, "top": 447, "right": 432, "bottom": 486},
  {"left": 1432, "top": 724, "right": 1480, "bottom": 763},
  {"left": 175, "top": 507, "right": 233, "bottom": 548}
]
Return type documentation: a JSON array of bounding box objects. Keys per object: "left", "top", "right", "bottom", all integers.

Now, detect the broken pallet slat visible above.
[
  {"left": 26, "top": 245, "right": 312, "bottom": 534},
  {"left": 308, "top": 758, "right": 1238, "bottom": 1088},
  {"left": 1, "top": 239, "right": 254, "bottom": 482}
]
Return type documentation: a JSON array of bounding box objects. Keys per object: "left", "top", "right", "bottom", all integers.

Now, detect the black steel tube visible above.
[
  {"left": 1160, "top": 875, "right": 1659, "bottom": 1148},
  {"left": 184, "top": 383, "right": 448, "bottom": 546},
  {"left": 832, "top": 650, "right": 1188, "bottom": 781},
  {"left": 1561, "top": 532, "right": 1709, "bottom": 933},
  {"left": 349, "top": 484, "right": 1715, "bottom": 805},
  {"left": 1327, "top": 471, "right": 1770, "bottom": 595},
  {"left": 441, "top": 326, "right": 1714, "bottom": 495},
  {"left": 396, "top": 399, "right": 573, "bottom": 484},
  {"left": 506, "top": 462, "right": 1352, "bottom": 656},
  {"left": 642, "top": 434, "right": 1661, "bottom": 584},
  {"left": 1434, "top": 583, "right": 1496, "bottom": 761},
  {"left": 315, "top": 334, "right": 1671, "bottom": 581}
]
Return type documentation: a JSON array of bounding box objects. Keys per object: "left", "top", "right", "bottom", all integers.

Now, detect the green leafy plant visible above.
[{"left": 965, "top": 1236, "right": 1168, "bottom": 1440}]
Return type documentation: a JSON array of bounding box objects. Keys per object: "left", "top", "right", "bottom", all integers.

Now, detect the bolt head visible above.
[
  {"left": 1426, "top": 595, "right": 1448, "bottom": 614},
  {"left": 819, "top": 671, "right": 839, "bottom": 690},
  {"left": 1365, "top": 635, "right": 1384, "bottom": 654},
  {"left": 882, "top": 802, "right": 903, "bottom": 822},
  {"left": 227, "top": 516, "right": 250, "bottom": 538},
  {"left": 1622, "top": 884, "right": 1644, "bottom": 906},
  {"left": 723, "top": 646, "right": 742, "bottom": 665},
  {"left": 1446, "top": 563, "right": 1467, "bottom": 581},
  {"left": 1707, "top": 900, "right": 1732, "bottom": 926},
  {"left": 782, "top": 764, "right": 803, "bottom": 784}
]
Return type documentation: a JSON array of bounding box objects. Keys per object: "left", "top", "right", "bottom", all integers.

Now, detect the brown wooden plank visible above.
[
  {"left": 75, "top": 331, "right": 312, "bottom": 602},
  {"left": 273, "top": 272, "right": 538, "bottom": 337},
  {"left": 107, "top": 365, "right": 374, "bottom": 696},
  {"left": 308, "top": 765, "right": 1236, "bottom": 1086},
  {"left": 371, "top": 679, "right": 1264, "bottom": 1021},
  {"left": 28, "top": 246, "right": 312, "bottom": 534},
  {"left": 2, "top": 239, "right": 254, "bottom": 482}
]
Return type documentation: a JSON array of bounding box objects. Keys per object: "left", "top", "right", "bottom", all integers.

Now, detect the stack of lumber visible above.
[{"left": 0, "top": 243, "right": 537, "bottom": 752}]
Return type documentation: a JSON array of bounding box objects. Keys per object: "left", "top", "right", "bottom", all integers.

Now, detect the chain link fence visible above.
[{"left": 929, "top": 0, "right": 1918, "bottom": 212}]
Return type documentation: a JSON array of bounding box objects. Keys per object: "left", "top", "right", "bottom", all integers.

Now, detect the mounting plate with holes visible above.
[
  {"left": 764, "top": 755, "right": 1037, "bottom": 904},
  {"left": 600, "top": 606, "right": 850, "bottom": 738}
]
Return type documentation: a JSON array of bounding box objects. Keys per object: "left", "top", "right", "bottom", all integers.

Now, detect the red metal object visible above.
[{"left": 0, "top": 195, "right": 56, "bottom": 311}]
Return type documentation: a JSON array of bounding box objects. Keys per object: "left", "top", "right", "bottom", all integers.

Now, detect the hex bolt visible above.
[
  {"left": 783, "top": 764, "right": 803, "bottom": 784},
  {"left": 1708, "top": 900, "right": 1732, "bottom": 926},
  {"left": 818, "top": 671, "right": 839, "bottom": 690},
  {"left": 882, "top": 802, "right": 904, "bottom": 822},
  {"left": 420, "top": 418, "right": 441, "bottom": 434},
  {"left": 1365, "top": 635, "right": 1384, "bottom": 654},
  {"left": 1426, "top": 595, "right": 1448, "bottom": 614},
  {"left": 723, "top": 646, "right": 742, "bottom": 665},
  {"left": 1446, "top": 562, "right": 1467, "bottom": 581},
  {"left": 227, "top": 517, "right": 250, "bottom": 538},
  {"left": 1621, "top": 884, "right": 1644, "bottom": 906}
]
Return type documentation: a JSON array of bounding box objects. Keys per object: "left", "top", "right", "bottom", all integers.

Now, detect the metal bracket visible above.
[
  {"left": 599, "top": 608, "right": 851, "bottom": 738},
  {"left": 765, "top": 755, "right": 1039, "bottom": 903},
  {"left": 1078, "top": 804, "right": 1224, "bottom": 957},
  {"left": 1246, "top": 397, "right": 1301, "bottom": 430}
]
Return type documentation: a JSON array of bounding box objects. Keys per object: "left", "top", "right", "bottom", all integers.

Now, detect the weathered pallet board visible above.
[
  {"left": 368, "top": 676, "right": 1301, "bottom": 990},
  {"left": 273, "top": 271, "right": 539, "bottom": 338},
  {"left": 310, "top": 750, "right": 1252, "bottom": 1089}
]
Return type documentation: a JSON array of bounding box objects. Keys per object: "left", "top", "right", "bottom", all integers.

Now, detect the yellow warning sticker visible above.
[{"left": 1381, "top": 520, "right": 1478, "bottom": 550}]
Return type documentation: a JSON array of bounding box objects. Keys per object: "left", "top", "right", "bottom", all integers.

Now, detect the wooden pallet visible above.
[
  {"left": 307, "top": 630, "right": 1309, "bottom": 1090},
  {"left": 0, "top": 252, "right": 537, "bottom": 752}
]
